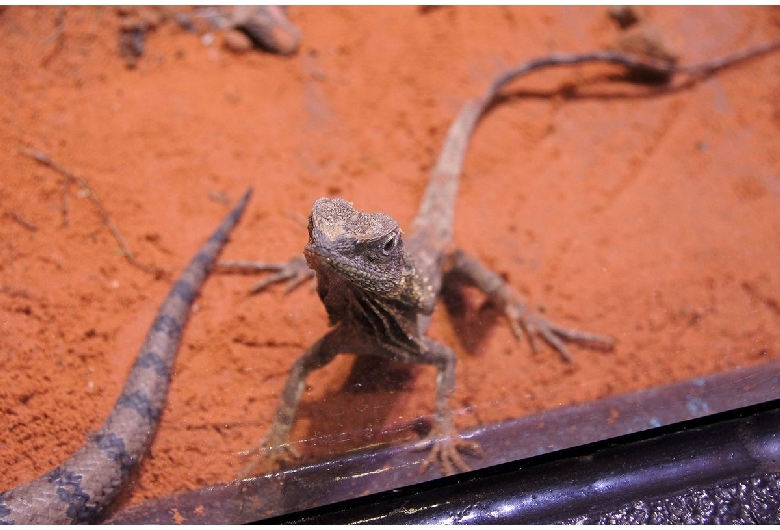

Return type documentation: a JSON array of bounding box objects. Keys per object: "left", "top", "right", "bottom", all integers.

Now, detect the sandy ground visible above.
[{"left": 1, "top": 5, "right": 779, "bottom": 514}]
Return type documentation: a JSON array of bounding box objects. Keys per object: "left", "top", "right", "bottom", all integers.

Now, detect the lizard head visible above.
[{"left": 304, "top": 197, "right": 418, "bottom": 302}]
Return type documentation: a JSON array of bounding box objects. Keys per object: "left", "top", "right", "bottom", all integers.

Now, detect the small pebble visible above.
[{"left": 223, "top": 29, "right": 253, "bottom": 54}]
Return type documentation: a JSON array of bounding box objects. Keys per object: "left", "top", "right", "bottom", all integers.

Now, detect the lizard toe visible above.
[{"left": 417, "top": 431, "right": 482, "bottom": 476}]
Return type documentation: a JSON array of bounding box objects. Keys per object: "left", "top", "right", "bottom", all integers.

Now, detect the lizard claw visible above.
[
  {"left": 417, "top": 429, "right": 483, "bottom": 476},
  {"left": 237, "top": 440, "right": 301, "bottom": 479},
  {"left": 217, "top": 256, "right": 314, "bottom": 294},
  {"left": 506, "top": 303, "right": 614, "bottom": 362}
]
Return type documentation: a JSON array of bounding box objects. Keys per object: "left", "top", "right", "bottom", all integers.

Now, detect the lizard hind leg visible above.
[{"left": 444, "top": 248, "right": 614, "bottom": 362}]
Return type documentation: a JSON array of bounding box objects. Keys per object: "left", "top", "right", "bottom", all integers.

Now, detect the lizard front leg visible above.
[
  {"left": 239, "top": 328, "right": 340, "bottom": 478},
  {"left": 444, "top": 248, "right": 613, "bottom": 362},
  {"left": 218, "top": 254, "right": 314, "bottom": 294},
  {"left": 415, "top": 337, "right": 482, "bottom": 476}
]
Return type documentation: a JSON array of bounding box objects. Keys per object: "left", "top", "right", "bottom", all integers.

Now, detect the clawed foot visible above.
[
  {"left": 237, "top": 440, "right": 301, "bottom": 479},
  {"left": 505, "top": 301, "right": 614, "bottom": 362},
  {"left": 446, "top": 249, "right": 613, "bottom": 362},
  {"left": 417, "top": 429, "right": 483, "bottom": 476},
  {"left": 218, "top": 255, "right": 314, "bottom": 294}
]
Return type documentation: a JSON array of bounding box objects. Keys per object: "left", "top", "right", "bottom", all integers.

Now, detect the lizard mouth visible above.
[
  {"left": 304, "top": 243, "right": 401, "bottom": 295},
  {"left": 303, "top": 243, "right": 339, "bottom": 267},
  {"left": 304, "top": 243, "right": 371, "bottom": 275}
]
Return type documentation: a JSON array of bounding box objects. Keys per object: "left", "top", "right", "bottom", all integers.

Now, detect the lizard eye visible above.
[{"left": 382, "top": 234, "right": 397, "bottom": 255}]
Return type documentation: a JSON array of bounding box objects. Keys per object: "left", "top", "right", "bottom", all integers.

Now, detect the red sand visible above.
[{"left": 1, "top": 5, "right": 779, "bottom": 513}]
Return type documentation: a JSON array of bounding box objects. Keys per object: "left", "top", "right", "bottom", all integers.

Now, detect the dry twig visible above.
[
  {"left": 8, "top": 211, "right": 38, "bottom": 231},
  {"left": 19, "top": 148, "right": 166, "bottom": 276},
  {"left": 480, "top": 41, "right": 780, "bottom": 108},
  {"left": 41, "top": 6, "right": 67, "bottom": 66}
]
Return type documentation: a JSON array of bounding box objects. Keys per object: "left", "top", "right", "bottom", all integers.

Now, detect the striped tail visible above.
[{"left": 0, "top": 189, "right": 252, "bottom": 524}]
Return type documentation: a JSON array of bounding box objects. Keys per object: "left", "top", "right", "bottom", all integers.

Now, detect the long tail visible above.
[
  {"left": 411, "top": 42, "right": 780, "bottom": 255},
  {"left": 0, "top": 189, "right": 252, "bottom": 524}
]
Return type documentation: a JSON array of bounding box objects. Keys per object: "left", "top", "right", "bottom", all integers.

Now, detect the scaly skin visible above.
[
  {"left": 0, "top": 190, "right": 252, "bottom": 524},
  {"left": 225, "top": 41, "right": 780, "bottom": 477}
]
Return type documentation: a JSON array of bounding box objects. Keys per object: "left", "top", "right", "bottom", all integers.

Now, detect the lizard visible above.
[
  {"left": 0, "top": 189, "right": 252, "bottom": 524},
  {"left": 223, "top": 39, "right": 780, "bottom": 478}
]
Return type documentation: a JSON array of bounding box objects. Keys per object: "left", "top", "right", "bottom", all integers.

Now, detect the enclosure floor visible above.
[{"left": 1, "top": 6, "right": 778, "bottom": 518}]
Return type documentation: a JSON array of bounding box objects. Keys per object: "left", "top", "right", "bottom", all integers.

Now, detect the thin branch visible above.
[
  {"left": 9, "top": 211, "right": 38, "bottom": 232},
  {"left": 19, "top": 148, "right": 166, "bottom": 277},
  {"left": 483, "top": 41, "right": 780, "bottom": 106},
  {"left": 41, "top": 6, "right": 67, "bottom": 67}
]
